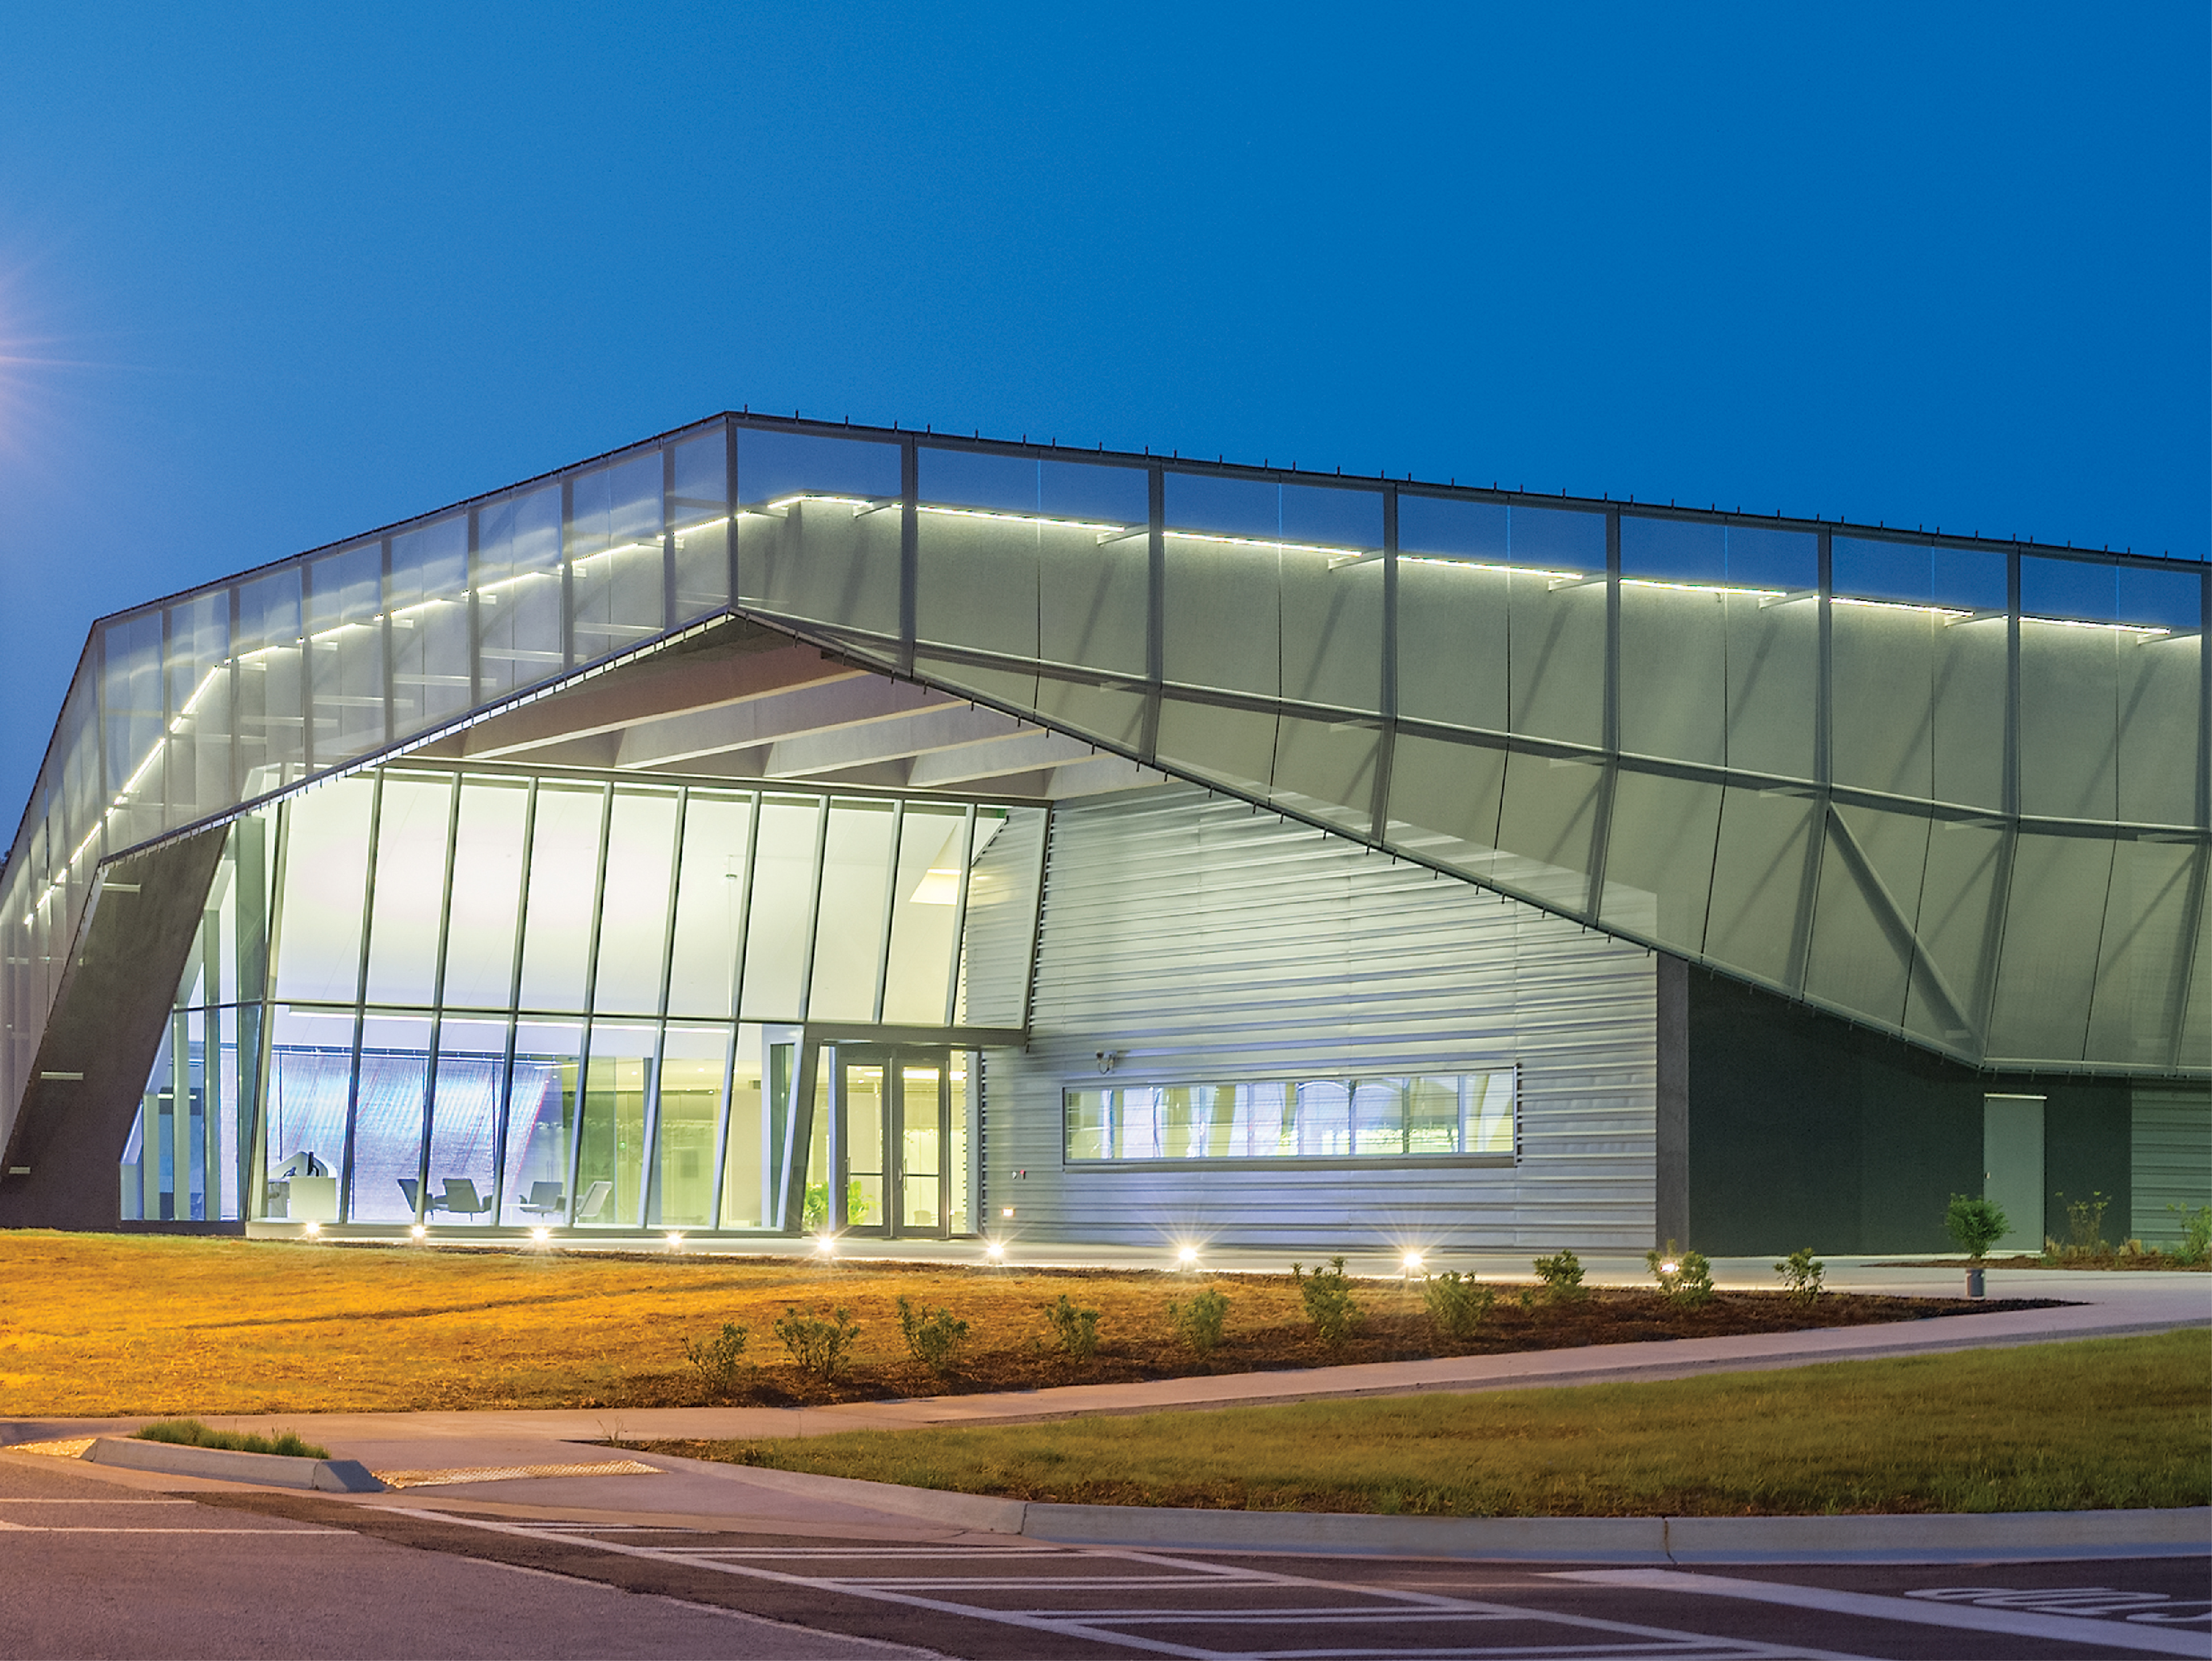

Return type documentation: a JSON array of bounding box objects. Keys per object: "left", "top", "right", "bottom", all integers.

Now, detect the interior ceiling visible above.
[{"left": 410, "top": 618, "right": 1161, "bottom": 800}]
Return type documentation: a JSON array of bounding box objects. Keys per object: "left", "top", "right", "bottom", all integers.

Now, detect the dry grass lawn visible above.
[
  {"left": 0, "top": 1232, "right": 2046, "bottom": 1416},
  {"left": 647, "top": 1331, "right": 2212, "bottom": 1516}
]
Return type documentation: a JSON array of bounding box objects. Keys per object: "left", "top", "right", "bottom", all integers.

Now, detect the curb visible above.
[
  {"left": 682, "top": 1462, "right": 2211, "bottom": 1563},
  {"left": 86, "top": 1436, "right": 384, "bottom": 1493}
]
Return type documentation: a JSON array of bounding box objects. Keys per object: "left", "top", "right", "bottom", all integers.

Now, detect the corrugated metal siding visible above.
[
  {"left": 983, "top": 786, "right": 1656, "bottom": 1253},
  {"left": 2130, "top": 1085, "right": 2212, "bottom": 1244}
]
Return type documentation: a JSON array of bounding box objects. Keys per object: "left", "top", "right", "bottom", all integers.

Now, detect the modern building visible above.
[{"left": 2, "top": 415, "right": 2206, "bottom": 1256}]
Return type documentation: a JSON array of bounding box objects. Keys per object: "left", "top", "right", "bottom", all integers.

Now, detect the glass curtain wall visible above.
[
  {"left": 19, "top": 416, "right": 2210, "bottom": 1153},
  {"left": 123, "top": 760, "right": 1041, "bottom": 1230}
]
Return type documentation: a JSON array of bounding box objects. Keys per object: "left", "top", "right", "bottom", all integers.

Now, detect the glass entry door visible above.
[{"left": 834, "top": 1046, "right": 950, "bottom": 1239}]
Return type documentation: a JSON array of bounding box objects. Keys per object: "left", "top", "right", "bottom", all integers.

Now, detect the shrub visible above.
[
  {"left": 2051, "top": 1190, "right": 2112, "bottom": 1260},
  {"left": 1648, "top": 1240, "right": 1714, "bottom": 1307},
  {"left": 1042, "top": 1294, "right": 1101, "bottom": 1361},
  {"left": 774, "top": 1305, "right": 860, "bottom": 1381},
  {"left": 1516, "top": 1287, "right": 1535, "bottom": 1312},
  {"left": 136, "top": 1418, "right": 328, "bottom": 1460},
  {"left": 1166, "top": 1288, "right": 1230, "bottom": 1356},
  {"left": 1290, "top": 1257, "right": 1363, "bottom": 1346},
  {"left": 895, "top": 1297, "right": 969, "bottom": 1376},
  {"left": 2170, "top": 1202, "right": 2212, "bottom": 1267},
  {"left": 1944, "top": 1194, "right": 2009, "bottom": 1261},
  {"left": 1774, "top": 1247, "right": 1824, "bottom": 1304},
  {"left": 1531, "top": 1249, "right": 1587, "bottom": 1303},
  {"left": 682, "top": 1321, "right": 751, "bottom": 1399},
  {"left": 1422, "top": 1270, "right": 1495, "bottom": 1342}
]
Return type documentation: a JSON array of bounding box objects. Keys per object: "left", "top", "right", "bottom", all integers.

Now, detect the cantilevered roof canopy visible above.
[{"left": 4, "top": 413, "right": 2206, "bottom": 1151}]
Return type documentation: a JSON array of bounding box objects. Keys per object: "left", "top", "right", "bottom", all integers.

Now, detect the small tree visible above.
[
  {"left": 1531, "top": 1249, "right": 1587, "bottom": 1303},
  {"left": 1944, "top": 1194, "right": 2009, "bottom": 1262},
  {"left": 895, "top": 1296, "right": 968, "bottom": 1376},
  {"left": 1422, "top": 1270, "right": 1495, "bottom": 1341},
  {"left": 1042, "top": 1293, "right": 1100, "bottom": 1361},
  {"left": 1774, "top": 1247, "right": 1824, "bottom": 1304},
  {"left": 1647, "top": 1239, "right": 1714, "bottom": 1307},
  {"left": 1166, "top": 1288, "right": 1229, "bottom": 1356},
  {"left": 1290, "top": 1258, "right": 1363, "bottom": 1346},
  {"left": 2168, "top": 1202, "right": 2212, "bottom": 1267},
  {"left": 681, "top": 1321, "right": 751, "bottom": 1400}
]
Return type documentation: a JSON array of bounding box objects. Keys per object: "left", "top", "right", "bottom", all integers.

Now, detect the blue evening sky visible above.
[{"left": 1, "top": 4, "right": 2205, "bottom": 818}]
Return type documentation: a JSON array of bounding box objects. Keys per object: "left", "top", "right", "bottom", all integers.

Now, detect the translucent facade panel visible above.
[
  {"left": 388, "top": 514, "right": 471, "bottom": 739},
  {"left": 1033, "top": 679, "right": 1148, "bottom": 752},
  {"left": 577, "top": 1022, "right": 654, "bottom": 1227},
  {"left": 1803, "top": 805, "right": 1929, "bottom": 1030},
  {"left": 808, "top": 799, "right": 897, "bottom": 1021},
  {"left": 272, "top": 777, "right": 373, "bottom": 1001},
  {"left": 1494, "top": 752, "right": 1601, "bottom": 913},
  {"left": 440, "top": 778, "right": 529, "bottom": 1008},
  {"left": 2084, "top": 840, "right": 2197, "bottom": 1067},
  {"left": 1270, "top": 716, "right": 1380, "bottom": 831},
  {"left": 1282, "top": 495, "right": 1384, "bottom": 711},
  {"left": 424, "top": 1015, "right": 506, "bottom": 1225},
  {"left": 1397, "top": 554, "right": 1509, "bottom": 734},
  {"left": 1835, "top": 538, "right": 2007, "bottom": 611},
  {"left": 1704, "top": 788, "right": 1816, "bottom": 987},
  {"left": 2020, "top": 619, "right": 2119, "bottom": 820},
  {"left": 1155, "top": 698, "right": 1278, "bottom": 795},
  {"left": 1904, "top": 819, "right": 2007, "bottom": 1050},
  {"left": 1384, "top": 732, "right": 1507, "bottom": 879},
  {"left": 1619, "top": 582, "right": 1724, "bottom": 765},
  {"left": 2118, "top": 637, "right": 2201, "bottom": 826},
  {"left": 501, "top": 1019, "right": 582, "bottom": 1225},
  {"left": 1039, "top": 506, "right": 1147, "bottom": 677},
  {"left": 260, "top": 1004, "right": 354, "bottom": 1221},
  {"left": 236, "top": 565, "right": 305, "bottom": 790},
  {"left": 738, "top": 795, "right": 821, "bottom": 1021},
  {"left": 666, "top": 791, "right": 754, "bottom": 1020},
  {"left": 1163, "top": 532, "right": 1279, "bottom": 699},
  {"left": 305, "top": 543, "right": 383, "bottom": 768},
  {"left": 1509, "top": 566, "right": 1605, "bottom": 747},
  {"left": 652, "top": 1023, "right": 727, "bottom": 1227},
  {"left": 719, "top": 1026, "right": 772, "bottom": 1230},
  {"left": 916, "top": 454, "right": 1042, "bottom": 665},
  {"left": 1724, "top": 593, "right": 1818, "bottom": 779},
  {"left": 102, "top": 610, "right": 165, "bottom": 848},
  {"left": 363, "top": 773, "right": 452, "bottom": 1006},
  {"left": 1930, "top": 618, "right": 2008, "bottom": 812},
  {"left": 1987, "top": 833, "right": 2114, "bottom": 1061},
  {"left": 592, "top": 789, "right": 680, "bottom": 1015},
  {"left": 1831, "top": 602, "right": 1936, "bottom": 799},
  {"left": 882, "top": 804, "right": 967, "bottom": 1024},
  {"left": 164, "top": 590, "right": 233, "bottom": 827},
  {"left": 956, "top": 807, "right": 1044, "bottom": 1028},
  {"left": 474, "top": 485, "right": 564, "bottom": 699},
  {"left": 516, "top": 785, "right": 606, "bottom": 1011},
  {"left": 1598, "top": 770, "right": 1721, "bottom": 952},
  {"left": 735, "top": 431, "right": 902, "bottom": 640},
  {"left": 350, "top": 1011, "right": 432, "bottom": 1224},
  {"left": 568, "top": 451, "right": 665, "bottom": 663},
  {"left": 669, "top": 430, "right": 731, "bottom": 622}
]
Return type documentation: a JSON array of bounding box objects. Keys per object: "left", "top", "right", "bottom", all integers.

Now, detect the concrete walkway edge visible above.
[
  {"left": 673, "top": 1458, "right": 2212, "bottom": 1564},
  {"left": 87, "top": 1435, "right": 384, "bottom": 1493}
]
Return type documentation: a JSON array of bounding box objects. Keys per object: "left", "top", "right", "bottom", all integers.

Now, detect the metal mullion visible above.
[
  {"left": 1584, "top": 508, "right": 1622, "bottom": 925},
  {"left": 1367, "top": 487, "right": 1399, "bottom": 844},
  {"left": 940, "top": 805, "right": 976, "bottom": 1027},
  {"left": 245, "top": 801, "right": 288, "bottom": 1218},
  {"left": 226, "top": 584, "right": 242, "bottom": 806},
  {"left": 414, "top": 771, "right": 463, "bottom": 1224},
  {"left": 728, "top": 791, "right": 762, "bottom": 1021},
  {"left": 465, "top": 508, "right": 482, "bottom": 709},
  {"left": 871, "top": 798, "right": 905, "bottom": 1024},
  {"left": 639, "top": 788, "right": 689, "bottom": 1230},
  {"left": 157, "top": 604, "right": 175, "bottom": 835},
  {"left": 566, "top": 781, "right": 616, "bottom": 1223},
  {"left": 379, "top": 535, "right": 396, "bottom": 750},
  {"left": 2173, "top": 566, "right": 2212, "bottom": 1071},
  {"left": 705, "top": 1016, "right": 736, "bottom": 1233},
  {"left": 1786, "top": 530, "right": 1835, "bottom": 998},
  {"left": 560, "top": 475, "right": 577, "bottom": 673},
  {"left": 898, "top": 439, "right": 918, "bottom": 677},
  {"left": 489, "top": 780, "right": 537, "bottom": 1225},
  {"left": 1019, "top": 807, "right": 1051, "bottom": 1030},
  {"left": 660, "top": 445, "right": 678, "bottom": 636},
  {"left": 796, "top": 796, "right": 831, "bottom": 1020},
  {"left": 338, "top": 770, "right": 384, "bottom": 1223},
  {"left": 1971, "top": 548, "right": 2026, "bottom": 1050},
  {"left": 1141, "top": 465, "right": 1164, "bottom": 765},
  {"left": 724, "top": 417, "right": 740, "bottom": 606}
]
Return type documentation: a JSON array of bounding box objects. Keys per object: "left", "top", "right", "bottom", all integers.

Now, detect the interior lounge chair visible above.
[
  {"left": 574, "top": 1179, "right": 614, "bottom": 1224},
  {"left": 515, "top": 1180, "right": 564, "bottom": 1217},
  {"left": 438, "top": 1178, "right": 495, "bottom": 1218}
]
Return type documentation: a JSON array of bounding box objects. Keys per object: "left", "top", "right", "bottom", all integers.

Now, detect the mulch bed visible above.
[{"left": 613, "top": 1283, "right": 2065, "bottom": 1411}]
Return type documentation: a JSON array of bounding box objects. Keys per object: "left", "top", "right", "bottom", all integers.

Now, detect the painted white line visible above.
[{"left": 1557, "top": 1570, "right": 2212, "bottom": 1658}]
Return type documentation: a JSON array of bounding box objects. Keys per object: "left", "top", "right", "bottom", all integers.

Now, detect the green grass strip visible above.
[
  {"left": 135, "top": 1418, "right": 330, "bottom": 1460},
  {"left": 648, "top": 1330, "right": 2210, "bottom": 1517}
]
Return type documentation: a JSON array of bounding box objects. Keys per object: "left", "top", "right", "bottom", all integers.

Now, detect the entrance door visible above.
[
  {"left": 834, "top": 1046, "right": 950, "bottom": 1238},
  {"left": 1983, "top": 1094, "right": 2045, "bottom": 1253}
]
